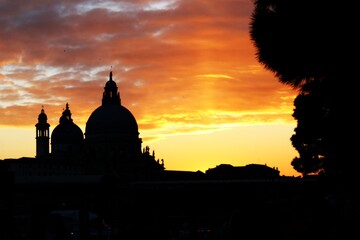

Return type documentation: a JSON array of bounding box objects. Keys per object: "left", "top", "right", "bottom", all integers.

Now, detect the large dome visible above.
[
  {"left": 85, "top": 104, "right": 138, "bottom": 136},
  {"left": 84, "top": 71, "right": 140, "bottom": 143}
]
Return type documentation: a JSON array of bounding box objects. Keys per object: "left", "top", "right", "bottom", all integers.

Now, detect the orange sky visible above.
[{"left": 0, "top": 0, "right": 300, "bottom": 176}]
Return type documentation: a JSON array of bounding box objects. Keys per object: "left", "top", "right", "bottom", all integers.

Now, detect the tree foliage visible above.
[
  {"left": 249, "top": 0, "right": 350, "bottom": 88},
  {"left": 249, "top": 0, "right": 355, "bottom": 177},
  {"left": 290, "top": 81, "right": 329, "bottom": 175}
]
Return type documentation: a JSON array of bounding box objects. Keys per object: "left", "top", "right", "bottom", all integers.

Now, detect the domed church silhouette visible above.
[
  {"left": 0, "top": 71, "right": 288, "bottom": 240},
  {"left": 5, "top": 71, "right": 279, "bottom": 181},
  {"left": 84, "top": 71, "right": 144, "bottom": 177},
  {"left": 33, "top": 71, "right": 164, "bottom": 180}
]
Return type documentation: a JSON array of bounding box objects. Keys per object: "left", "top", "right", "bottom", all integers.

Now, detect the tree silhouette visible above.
[
  {"left": 249, "top": 0, "right": 356, "bottom": 178},
  {"left": 249, "top": 0, "right": 349, "bottom": 87},
  {"left": 290, "top": 81, "right": 330, "bottom": 175}
]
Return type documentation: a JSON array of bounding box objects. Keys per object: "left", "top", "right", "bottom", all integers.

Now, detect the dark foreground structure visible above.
[
  {"left": 1, "top": 72, "right": 358, "bottom": 239},
  {"left": 1, "top": 171, "right": 358, "bottom": 240}
]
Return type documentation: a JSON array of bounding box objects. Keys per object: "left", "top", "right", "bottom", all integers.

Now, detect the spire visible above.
[
  {"left": 102, "top": 71, "right": 121, "bottom": 105},
  {"left": 59, "top": 102, "right": 73, "bottom": 124},
  {"left": 37, "top": 105, "right": 48, "bottom": 124}
]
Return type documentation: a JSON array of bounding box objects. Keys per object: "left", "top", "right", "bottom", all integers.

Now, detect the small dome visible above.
[
  {"left": 85, "top": 104, "right": 138, "bottom": 137},
  {"left": 51, "top": 123, "right": 84, "bottom": 144},
  {"left": 51, "top": 103, "right": 84, "bottom": 144}
]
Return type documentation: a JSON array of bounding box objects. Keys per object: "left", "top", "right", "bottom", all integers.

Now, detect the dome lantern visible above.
[
  {"left": 102, "top": 71, "right": 121, "bottom": 105},
  {"left": 59, "top": 102, "right": 73, "bottom": 124}
]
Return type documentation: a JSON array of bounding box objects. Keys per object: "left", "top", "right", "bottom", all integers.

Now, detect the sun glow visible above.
[{"left": 0, "top": 0, "right": 301, "bottom": 177}]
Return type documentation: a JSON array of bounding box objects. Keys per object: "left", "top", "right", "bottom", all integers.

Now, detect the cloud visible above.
[{"left": 0, "top": 0, "right": 296, "bottom": 139}]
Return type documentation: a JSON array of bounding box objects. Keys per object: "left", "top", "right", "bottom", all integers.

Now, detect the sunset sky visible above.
[{"left": 0, "top": 0, "right": 300, "bottom": 176}]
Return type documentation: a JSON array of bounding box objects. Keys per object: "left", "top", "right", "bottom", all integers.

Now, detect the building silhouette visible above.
[
  {"left": 1, "top": 71, "right": 347, "bottom": 240},
  {"left": 4, "top": 71, "right": 278, "bottom": 181},
  {"left": 84, "top": 71, "right": 144, "bottom": 177},
  {"left": 4, "top": 71, "right": 165, "bottom": 180}
]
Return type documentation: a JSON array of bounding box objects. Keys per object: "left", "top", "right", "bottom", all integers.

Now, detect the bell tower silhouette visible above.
[{"left": 35, "top": 106, "right": 50, "bottom": 158}]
